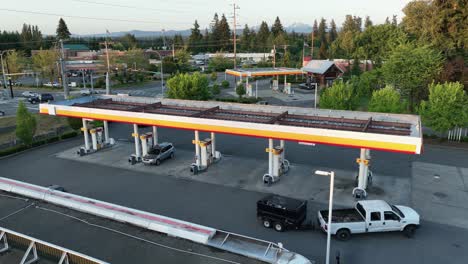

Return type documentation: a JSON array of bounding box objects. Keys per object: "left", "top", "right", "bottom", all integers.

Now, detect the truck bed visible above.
[{"left": 319, "top": 209, "right": 364, "bottom": 223}]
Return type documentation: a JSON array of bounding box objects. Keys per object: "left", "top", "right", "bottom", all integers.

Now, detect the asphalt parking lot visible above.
[
  {"left": 1, "top": 131, "right": 468, "bottom": 263},
  {"left": 0, "top": 193, "right": 264, "bottom": 264}
]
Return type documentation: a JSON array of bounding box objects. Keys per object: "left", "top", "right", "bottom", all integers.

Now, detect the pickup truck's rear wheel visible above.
[
  {"left": 262, "top": 219, "right": 271, "bottom": 228},
  {"left": 274, "top": 222, "right": 284, "bottom": 232},
  {"left": 403, "top": 225, "right": 416, "bottom": 238},
  {"left": 336, "top": 229, "right": 351, "bottom": 241},
  {"left": 155, "top": 159, "right": 161, "bottom": 166}
]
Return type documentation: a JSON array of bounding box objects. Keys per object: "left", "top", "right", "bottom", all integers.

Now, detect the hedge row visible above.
[
  {"left": 216, "top": 97, "right": 262, "bottom": 104},
  {"left": 0, "top": 131, "right": 78, "bottom": 157}
]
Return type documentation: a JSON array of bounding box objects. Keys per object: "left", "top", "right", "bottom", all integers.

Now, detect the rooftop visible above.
[
  {"left": 63, "top": 44, "right": 90, "bottom": 51},
  {"left": 302, "top": 60, "right": 343, "bottom": 75},
  {"left": 225, "top": 67, "right": 304, "bottom": 77},
  {"left": 40, "top": 95, "right": 423, "bottom": 154}
]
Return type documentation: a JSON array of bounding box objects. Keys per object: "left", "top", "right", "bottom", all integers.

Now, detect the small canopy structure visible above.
[{"left": 225, "top": 68, "right": 303, "bottom": 77}]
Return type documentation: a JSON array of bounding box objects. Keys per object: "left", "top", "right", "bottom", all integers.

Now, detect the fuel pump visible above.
[
  {"left": 190, "top": 132, "right": 222, "bottom": 174},
  {"left": 140, "top": 132, "right": 153, "bottom": 157},
  {"left": 263, "top": 142, "right": 290, "bottom": 185},
  {"left": 90, "top": 127, "right": 104, "bottom": 151}
]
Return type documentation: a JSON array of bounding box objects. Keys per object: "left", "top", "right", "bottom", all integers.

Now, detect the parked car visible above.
[
  {"left": 142, "top": 142, "right": 175, "bottom": 166},
  {"left": 0, "top": 110, "right": 4, "bottom": 116},
  {"left": 28, "top": 93, "right": 54, "bottom": 104},
  {"left": 80, "top": 88, "right": 98, "bottom": 96},
  {"left": 257, "top": 194, "right": 310, "bottom": 232},
  {"left": 317, "top": 200, "right": 420, "bottom": 241},
  {"left": 12, "top": 81, "right": 22, "bottom": 86},
  {"left": 21, "top": 91, "right": 39, "bottom": 98},
  {"left": 44, "top": 82, "right": 60, "bottom": 87}
]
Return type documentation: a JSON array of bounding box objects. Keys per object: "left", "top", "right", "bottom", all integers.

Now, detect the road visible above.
[{"left": 1, "top": 125, "right": 467, "bottom": 263}]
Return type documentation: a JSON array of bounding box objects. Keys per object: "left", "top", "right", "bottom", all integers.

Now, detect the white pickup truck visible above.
[{"left": 317, "top": 200, "right": 420, "bottom": 241}]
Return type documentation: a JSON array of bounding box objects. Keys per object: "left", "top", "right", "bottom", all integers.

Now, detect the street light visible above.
[
  {"left": 315, "top": 170, "right": 335, "bottom": 264},
  {"left": 152, "top": 50, "right": 164, "bottom": 98}
]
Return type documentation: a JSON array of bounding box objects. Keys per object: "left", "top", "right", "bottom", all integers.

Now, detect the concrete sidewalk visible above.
[{"left": 55, "top": 141, "right": 410, "bottom": 208}]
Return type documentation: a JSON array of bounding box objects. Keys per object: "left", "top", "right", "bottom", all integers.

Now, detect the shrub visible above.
[
  {"left": 0, "top": 144, "right": 29, "bottom": 157},
  {"left": 368, "top": 86, "right": 405, "bottom": 113},
  {"left": 16, "top": 101, "right": 37, "bottom": 146},
  {"left": 67, "top": 117, "right": 82, "bottom": 130},
  {"left": 60, "top": 131, "right": 78, "bottom": 139},
  {"left": 46, "top": 136, "right": 60, "bottom": 143},
  {"left": 236, "top": 83, "right": 246, "bottom": 98},
  {"left": 212, "top": 83, "right": 220, "bottom": 95},
  {"left": 216, "top": 97, "right": 261, "bottom": 104},
  {"left": 319, "top": 81, "right": 358, "bottom": 110},
  {"left": 210, "top": 72, "right": 218, "bottom": 81},
  {"left": 221, "top": 80, "right": 230, "bottom": 88},
  {"left": 166, "top": 72, "right": 211, "bottom": 100}
]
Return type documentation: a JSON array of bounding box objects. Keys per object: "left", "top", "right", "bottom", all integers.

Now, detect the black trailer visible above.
[{"left": 257, "top": 194, "right": 311, "bottom": 232}]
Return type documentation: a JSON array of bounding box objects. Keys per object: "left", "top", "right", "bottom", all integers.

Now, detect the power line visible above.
[
  {"left": 70, "top": 0, "right": 190, "bottom": 14},
  {"left": 0, "top": 8, "right": 190, "bottom": 26},
  {"left": 36, "top": 206, "right": 242, "bottom": 264}
]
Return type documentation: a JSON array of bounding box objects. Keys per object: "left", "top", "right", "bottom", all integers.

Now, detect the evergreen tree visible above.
[
  {"left": 328, "top": 19, "right": 337, "bottom": 43},
  {"left": 350, "top": 57, "right": 362, "bottom": 76},
  {"left": 318, "top": 18, "right": 327, "bottom": 47},
  {"left": 218, "top": 14, "right": 231, "bottom": 51},
  {"left": 173, "top": 34, "right": 184, "bottom": 48},
  {"left": 319, "top": 42, "right": 328, "bottom": 59},
  {"left": 20, "top": 24, "right": 33, "bottom": 52},
  {"left": 240, "top": 24, "right": 252, "bottom": 51},
  {"left": 56, "top": 18, "right": 71, "bottom": 40},
  {"left": 342, "top": 15, "right": 362, "bottom": 33},
  {"left": 364, "top": 16, "right": 373, "bottom": 29},
  {"left": 392, "top": 15, "right": 398, "bottom": 26},
  {"left": 271, "top": 16, "right": 284, "bottom": 37},
  {"left": 188, "top": 20, "right": 203, "bottom": 53},
  {"left": 210, "top": 13, "right": 220, "bottom": 52},
  {"left": 256, "top": 21, "right": 270, "bottom": 51},
  {"left": 384, "top": 17, "right": 391, "bottom": 25}
]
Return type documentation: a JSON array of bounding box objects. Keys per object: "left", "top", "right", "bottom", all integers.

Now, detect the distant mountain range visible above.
[
  {"left": 76, "top": 29, "right": 192, "bottom": 38},
  {"left": 74, "top": 22, "right": 314, "bottom": 38}
]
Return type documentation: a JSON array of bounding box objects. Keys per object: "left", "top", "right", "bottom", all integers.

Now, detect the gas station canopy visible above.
[
  {"left": 40, "top": 95, "right": 423, "bottom": 154},
  {"left": 225, "top": 68, "right": 303, "bottom": 77}
]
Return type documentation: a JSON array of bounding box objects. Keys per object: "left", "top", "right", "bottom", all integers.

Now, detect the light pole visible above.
[
  {"left": 105, "top": 30, "right": 111, "bottom": 95},
  {"left": 153, "top": 50, "right": 164, "bottom": 98},
  {"left": 0, "top": 51, "right": 8, "bottom": 89},
  {"left": 315, "top": 170, "right": 335, "bottom": 264}
]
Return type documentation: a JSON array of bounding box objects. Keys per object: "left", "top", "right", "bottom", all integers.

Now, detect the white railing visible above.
[{"left": 0, "top": 226, "right": 109, "bottom": 264}]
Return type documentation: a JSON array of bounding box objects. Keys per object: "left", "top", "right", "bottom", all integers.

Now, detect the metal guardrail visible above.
[{"left": 0, "top": 227, "right": 109, "bottom": 264}]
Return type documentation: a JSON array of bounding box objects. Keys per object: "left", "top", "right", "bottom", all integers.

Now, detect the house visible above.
[
  {"left": 62, "top": 44, "right": 94, "bottom": 59},
  {"left": 301, "top": 60, "right": 344, "bottom": 88}
]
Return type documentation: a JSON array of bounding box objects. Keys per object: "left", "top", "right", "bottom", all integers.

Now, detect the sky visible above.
[{"left": 0, "top": 0, "right": 412, "bottom": 35}]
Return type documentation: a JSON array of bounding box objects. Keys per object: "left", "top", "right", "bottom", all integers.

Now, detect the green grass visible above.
[{"left": 0, "top": 114, "right": 71, "bottom": 144}]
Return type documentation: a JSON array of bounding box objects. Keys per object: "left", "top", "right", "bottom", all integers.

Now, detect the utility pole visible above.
[
  {"left": 0, "top": 51, "right": 8, "bottom": 90},
  {"left": 302, "top": 41, "right": 305, "bottom": 66},
  {"left": 4, "top": 56, "right": 13, "bottom": 98},
  {"left": 105, "top": 30, "right": 111, "bottom": 95},
  {"left": 233, "top": 3, "right": 240, "bottom": 69},
  {"left": 273, "top": 45, "right": 276, "bottom": 68},
  {"left": 311, "top": 30, "right": 314, "bottom": 59},
  {"left": 59, "top": 39, "right": 69, "bottom": 99}
]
